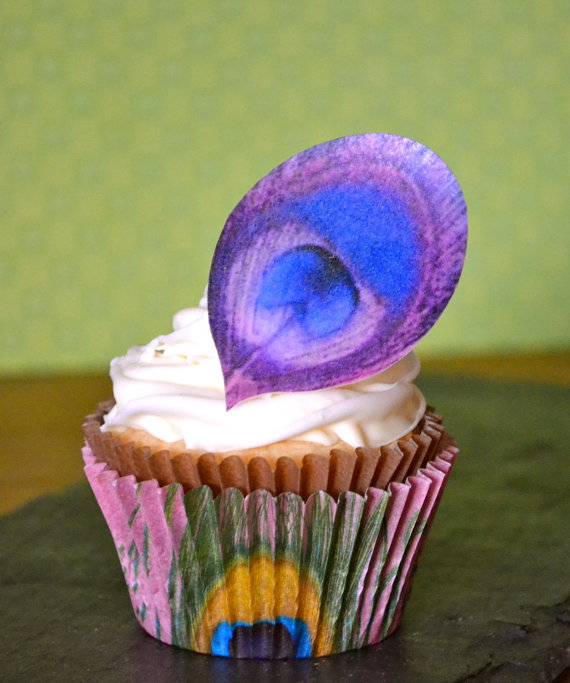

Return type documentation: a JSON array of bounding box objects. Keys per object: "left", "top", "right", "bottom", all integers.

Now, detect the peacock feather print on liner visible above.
[{"left": 84, "top": 444, "right": 457, "bottom": 658}]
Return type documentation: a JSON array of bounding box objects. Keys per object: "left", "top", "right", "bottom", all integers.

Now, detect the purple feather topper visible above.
[{"left": 208, "top": 133, "right": 467, "bottom": 409}]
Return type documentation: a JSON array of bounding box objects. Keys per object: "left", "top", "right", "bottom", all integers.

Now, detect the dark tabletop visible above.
[{"left": 1, "top": 375, "right": 569, "bottom": 682}]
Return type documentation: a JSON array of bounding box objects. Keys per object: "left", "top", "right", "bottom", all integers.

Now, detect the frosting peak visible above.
[{"left": 103, "top": 299, "right": 425, "bottom": 452}]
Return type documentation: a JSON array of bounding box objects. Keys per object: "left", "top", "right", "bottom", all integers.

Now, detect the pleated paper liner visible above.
[
  {"left": 83, "top": 402, "right": 449, "bottom": 501},
  {"left": 83, "top": 436, "right": 457, "bottom": 658}
]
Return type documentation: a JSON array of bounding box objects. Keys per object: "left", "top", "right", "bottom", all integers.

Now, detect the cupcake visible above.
[{"left": 83, "top": 133, "right": 466, "bottom": 658}]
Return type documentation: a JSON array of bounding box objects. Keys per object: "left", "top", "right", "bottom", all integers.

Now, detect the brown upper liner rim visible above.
[{"left": 83, "top": 401, "right": 453, "bottom": 501}]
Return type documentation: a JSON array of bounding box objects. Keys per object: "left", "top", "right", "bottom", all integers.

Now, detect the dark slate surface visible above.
[{"left": 1, "top": 376, "right": 569, "bottom": 682}]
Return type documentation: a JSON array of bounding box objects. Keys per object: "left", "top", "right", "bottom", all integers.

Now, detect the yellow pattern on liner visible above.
[{"left": 191, "top": 557, "right": 322, "bottom": 654}]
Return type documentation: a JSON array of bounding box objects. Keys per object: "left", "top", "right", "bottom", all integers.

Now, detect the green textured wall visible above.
[{"left": 2, "top": 0, "right": 568, "bottom": 375}]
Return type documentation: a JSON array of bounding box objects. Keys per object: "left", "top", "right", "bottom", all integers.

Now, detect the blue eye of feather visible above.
[
  {"left": 287, "top": 184, "right": 419, "bottom": 313},
  {"left": 257, "top": 245, "right": 359, "bottom": 339}
]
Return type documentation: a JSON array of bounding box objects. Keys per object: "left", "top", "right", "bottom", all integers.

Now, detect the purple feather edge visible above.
[{"left": 208, "top": 133, "right": 467, "bottom": 409}]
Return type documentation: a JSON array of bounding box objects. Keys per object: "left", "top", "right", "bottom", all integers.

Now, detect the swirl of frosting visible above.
[{"left": 103, "top": 297, "right": 426, "bottom": 452}]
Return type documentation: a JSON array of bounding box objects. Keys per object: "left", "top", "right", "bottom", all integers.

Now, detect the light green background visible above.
[{"left": 2, "top": 0, "right": 568, "bottom": 375}]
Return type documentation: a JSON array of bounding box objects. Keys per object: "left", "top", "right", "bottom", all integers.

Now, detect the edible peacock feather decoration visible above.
[{"left": 208, "top": 133, "right": 467, "bottom": 409}]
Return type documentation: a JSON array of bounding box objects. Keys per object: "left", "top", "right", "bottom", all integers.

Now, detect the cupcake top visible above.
[
  {"left": 104, "top": 133, "right": 466, "bottom": 453},
  {"left": 103, "top": 294, "right": 425, "bottom": 451}
]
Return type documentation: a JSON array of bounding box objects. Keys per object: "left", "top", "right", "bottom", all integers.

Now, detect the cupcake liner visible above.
[
  {"left": 83, "top": 436, "right": 458, "bottom": 658},
  {"left": 83, "top": 406, "right": 446, "bottom": 501}
]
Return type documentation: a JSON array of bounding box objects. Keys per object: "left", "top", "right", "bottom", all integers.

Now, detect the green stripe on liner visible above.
[
  {"left": 246, "top": 489, "right": 275, "bottom": 560},
  {"left": 216, "top": 488, "right": 248, "bottom": 567},
  {"left": 142, "top": 524, "right": 150, "bottom": 576},
  {"left": 339, "top": 491, "right": 389, "bottom": 652},
  {"left": 164, "top": 483, "right": 182, "bottom": 526},
  {"left": 316, "top": 492, "right": 364, "bottom": 652},
  {"left": 183, "top": 486, "right": 226, "bottom": 649},
  {"left": 275, "top": 493, "right": 303, "bottom": 565},
  {"left": 168, "top": 550, "right": 187, "bottom": 648},
  {"left": 402, "top": 509, "right": 421, "bottom": 548},
  {"left": 300, "top": 493, "right": 335, "bottom": 602},
  {"left": 361, "top": 521, "right": 390, "bottom": 646},
  {"left": 381, "top": 511, "right": 426, "bottom": 639},
  {"left": 128, "top": 503, "right": 140, "bottom": 528}
]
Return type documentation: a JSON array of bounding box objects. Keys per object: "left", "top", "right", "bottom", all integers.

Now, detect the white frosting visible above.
[{"left": 103, "top": 296, "right": 426, "bottom": 452}]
